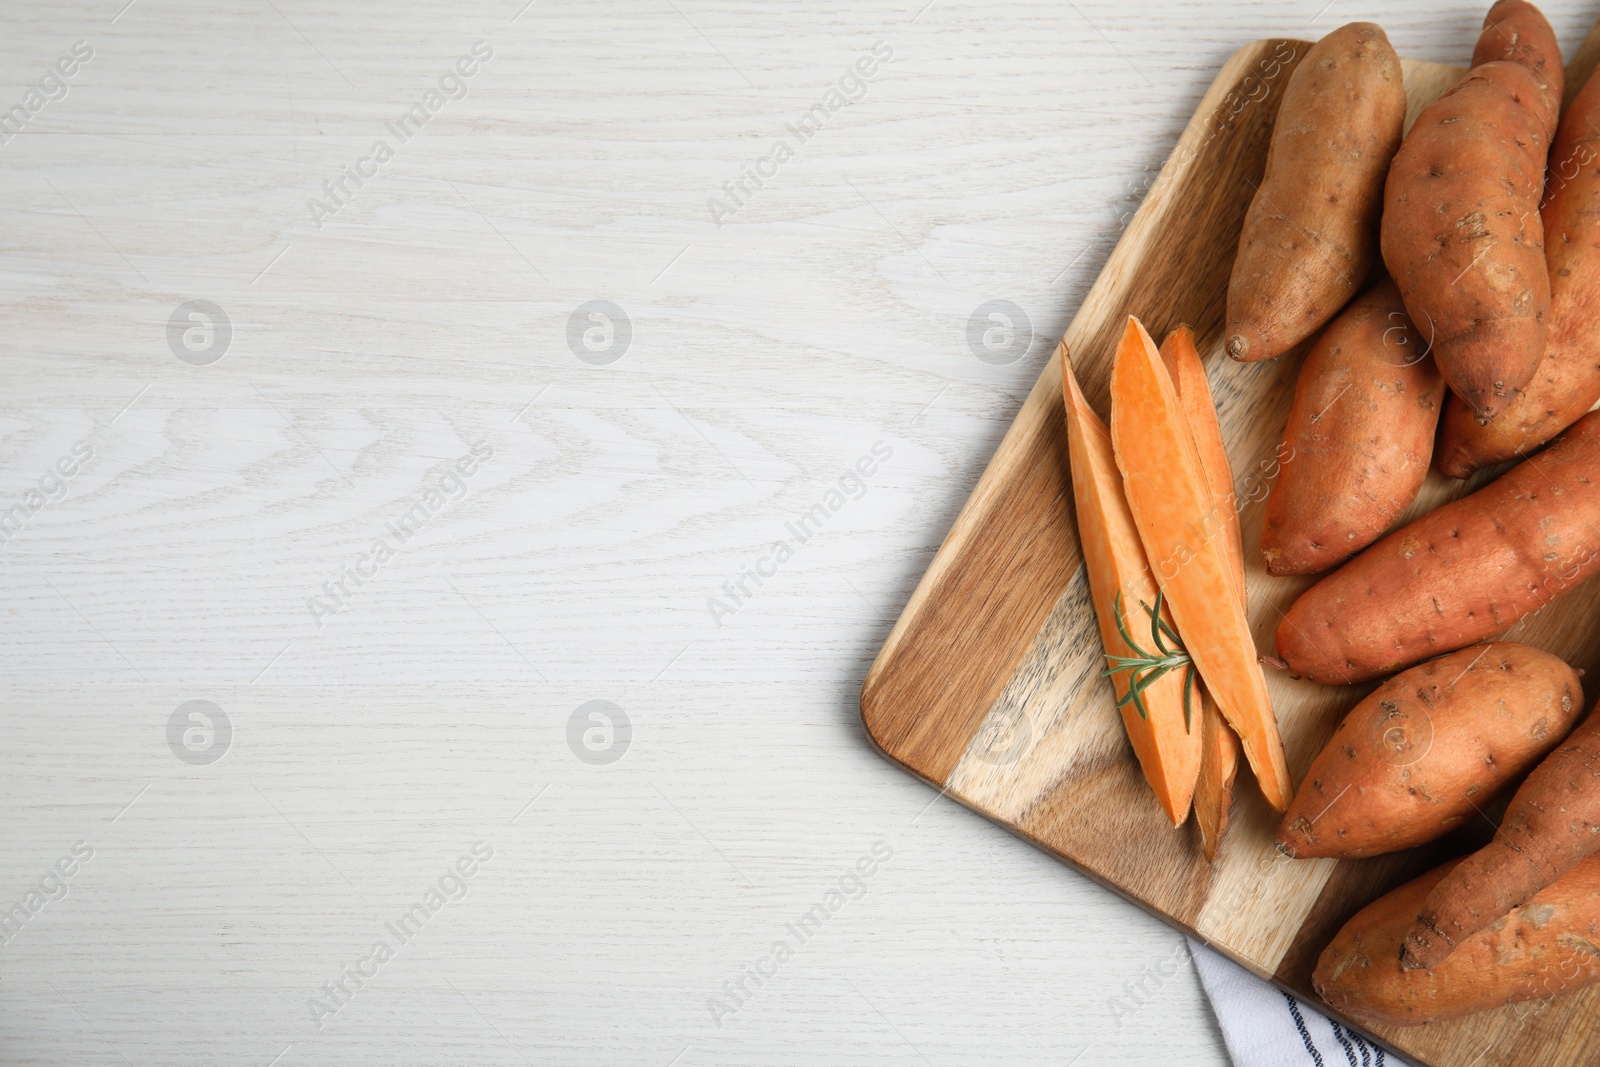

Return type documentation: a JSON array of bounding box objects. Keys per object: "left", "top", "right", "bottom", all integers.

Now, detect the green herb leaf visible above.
[{"left": 1102, "top": 590, "right": 1195, "bottom": 725}]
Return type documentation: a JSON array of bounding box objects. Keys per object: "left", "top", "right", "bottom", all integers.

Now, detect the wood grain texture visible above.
[
  {"left": 12, "top": 2, "right": 1600, "bottom": 1066},
  {"left": 4, "top": 1, "right": 1305, "bottom": 1063},
  {"left": 863, "top": 32, "right": 1600, "bottom": 1067}
]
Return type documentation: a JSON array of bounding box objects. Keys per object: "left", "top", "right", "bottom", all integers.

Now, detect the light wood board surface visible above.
[
  {"left": 863, "top": 20, "right": 1600, "bottom": 1067},
  {"left": 7, "top": 2, "right": 1600, "bottom": 1066}
]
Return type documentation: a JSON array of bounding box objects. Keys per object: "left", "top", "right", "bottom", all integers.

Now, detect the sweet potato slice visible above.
[
  {"left": 1158, "top": 325, "right": 1245, "bottom": 857},
  {"left": 1160, "top": 325, "right": 1244, "bottom": 585},
  {"left": 1061, "top": 343, "right": 1201, "bottom": 824},
  {"left": 1110, "top": 317, "right": 1291, "bottom": 810},
  {"left": 1193, "top": 693, "right": 1240, "bottom": 862}
]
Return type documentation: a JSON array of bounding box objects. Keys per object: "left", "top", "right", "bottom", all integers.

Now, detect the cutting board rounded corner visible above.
[{"left": 858, "top": 662, "right": 937, "bottom": 788}]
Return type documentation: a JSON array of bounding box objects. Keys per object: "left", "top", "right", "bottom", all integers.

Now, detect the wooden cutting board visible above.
[{"left": 861, "top": 27, "right": 1600, "bottom": 1067}]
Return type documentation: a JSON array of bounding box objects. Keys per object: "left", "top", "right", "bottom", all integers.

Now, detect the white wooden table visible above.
[{"left": 5, "top": 2, "right": 1594, "bottom": 1063}]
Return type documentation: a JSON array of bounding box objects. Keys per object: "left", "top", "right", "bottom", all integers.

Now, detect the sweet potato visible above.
[
  {"left": 1401, "top": 706, "right": 1600, "bottom": 969},
  {"left": 1471, "top": 0, "right": 1563, "bottom": 129},
  {"left": 1436, "top": 68, "right": 1600, "bottom": 477},
  {"left": 1380, "top": 1, "right": 1560, "bottom": 421},
  {"left": 1111, "top": 317, "right": 1292, "bottom": 810},
  {"left": 1193, "top": 692, "right": 1240, "bottom": 862},
  {"left": 1161, "top": 325, "right": 1244, "bottom": 582},
  {"left": 1261, "top": 278, "right": 1445, "bottom": 575},
  {"left": 1276, "top": 410, "right": 1600, "bottom": 684},
  {"left": 1157, "top": 325, "right": 1245, "bottom": 857},
  {"left": 1315, "top": 852, "right": 1600, "bottom": 1027},
  {"left": 1225, "top": 22, "right": 1405, "bottom": 364},
  {"left": 1062, "top": 343, "right": 1201, "bottom": 824},
  {"left": 1277, "top": 642, "right": 1581, "bottom": 859}
]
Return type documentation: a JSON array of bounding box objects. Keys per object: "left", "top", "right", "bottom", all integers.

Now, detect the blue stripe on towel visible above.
[
  {"left": 1333, "top": 1013, "right": 1386, "bottom": 1066},
  {"left": 1285, "top": 992, "right": 1325, "bottom": 1067},
  {"left": 1330, "top": 1020, "right": 1360, "bottom": 1067}
]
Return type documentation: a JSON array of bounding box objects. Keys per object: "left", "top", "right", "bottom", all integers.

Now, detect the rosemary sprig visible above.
[{"left": 1101, "top": 590, "right": 1197, "bottom": 732}]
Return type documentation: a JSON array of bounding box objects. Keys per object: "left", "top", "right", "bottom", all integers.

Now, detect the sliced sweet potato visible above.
[
  {"left": 1193, "top": 691, "right": 1240, "bottom": 862},
  {"left": 1110, "top": 317, "right": 1291, "bottom": 810},
  {"left": 1160, "top": 325, "right": 1244, "bottom": 585},
  {"left": 1061, "top": 343, "right": 1201, "bottom": 824},
  {"left": 1158, "top": 325, "right": 1245, "bottom": 857}
]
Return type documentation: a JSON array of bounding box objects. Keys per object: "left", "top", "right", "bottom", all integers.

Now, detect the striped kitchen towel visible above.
[{"left": 1188, "top": 938, "right": 1414, "bottom": 1067}]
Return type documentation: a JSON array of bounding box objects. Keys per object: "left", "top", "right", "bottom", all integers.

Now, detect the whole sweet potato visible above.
[
  {"left": 1315, "top": 852, "right": 1600, "bottom": 1027},
  {"left": 1380, "top": 1, "right": 1561, "bottom": 421},
  {"left": 1224, "top": 22, "right": 1405, "bottom": 363},
  {"left": 1276, "top": 410, "right": 1600, "bottom": 684},
  {"left": 1437, "top": 69, "right": 1600, "bottom": 476},
  {"left": 1470, "top": 0, "right": 1563, "bottom": 128},
  {"left": 1261, "top": 278, "right": 1444, "bottom": 575},
  {"left": 1277, "top": 642, "right": 1581, "bottom": 859},
  {"left": 1402, "top": 707, "right": 1600, "bottom": 969}
]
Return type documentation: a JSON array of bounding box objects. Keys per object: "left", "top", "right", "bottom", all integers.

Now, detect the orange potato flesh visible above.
[
  {"left": 1158, "top": 324, "right": 1244, "bottom": 857},
  {"left": 1061, "top": 343, "right": 1201, "bottom": 825},
  {"left": 1110, "top": 317, "right": 1291, "bottom": 810}
]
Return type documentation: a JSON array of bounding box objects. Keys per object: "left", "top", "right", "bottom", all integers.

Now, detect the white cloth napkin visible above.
[{"left": 1188, "top": 938, "right": 1415, "bottom": 1067}]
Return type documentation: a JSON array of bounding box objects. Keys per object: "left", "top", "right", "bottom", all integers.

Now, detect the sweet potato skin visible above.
[
  {"left": 1261, "top": 278, "right": 1444, "bottom": 575},
  {"left": 1436, "top": 69, "right": 1600, "bottom": 477},
  {"left": 1381, "top": 22, "right": 1557, "bottom": 421},
  {"left": 1276, "top": 411, "right": 1600, "bottom": 684},
  {"left": 1225, "top": 22, "right": 1405, "bottom": 363},
  {"left": 1401, "top": 707, "right": 1600, "bottom": 969},
  {"left": 1315, "top": 852, "right": 1600, "bottom": 1028},
  {"left": 1277, "top": 643, "right": 1581, "bottom": 859},
  {"left": 1193, "top": 689, "right": 1240, "bottom": 862},
  {"left": 1471, "top": 0, "right": 1563, "bottom": 130}
]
